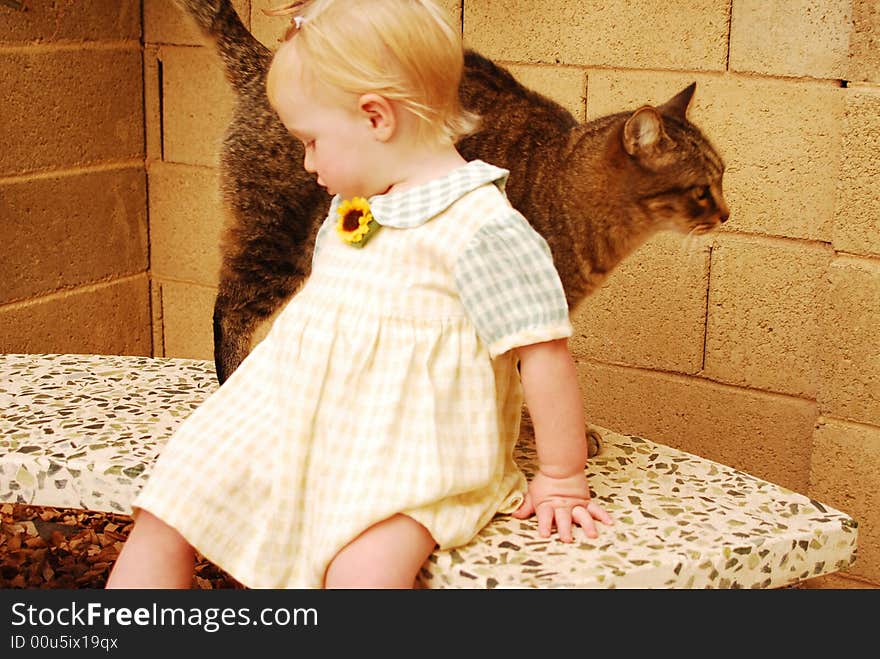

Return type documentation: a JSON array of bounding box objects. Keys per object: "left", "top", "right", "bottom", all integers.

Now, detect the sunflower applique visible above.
[{"left": 336, "top": 197, "right": 380, "bottom": 247}]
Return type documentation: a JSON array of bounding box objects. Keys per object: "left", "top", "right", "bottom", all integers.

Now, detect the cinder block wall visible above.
[
  {"left": 3, "top": 1, "right": 877, "bottom": 587},
  {"left": 0, "top": 0, "right": 150, "bottom": 355},
  {"left": 144, "top": 0, "right": 880, "bottom": 586}
]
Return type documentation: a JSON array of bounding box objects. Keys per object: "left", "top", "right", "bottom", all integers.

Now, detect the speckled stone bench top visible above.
[{"left": 0, "top": 353, "right": 858, "bottom": 588}]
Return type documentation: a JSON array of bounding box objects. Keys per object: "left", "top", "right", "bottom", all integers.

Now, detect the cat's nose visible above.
[{"left": 716, "top": 197, "right": 730, "bottom": 223}]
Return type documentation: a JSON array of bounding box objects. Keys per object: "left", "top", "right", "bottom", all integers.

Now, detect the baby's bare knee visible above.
[{"left": 324, "top": 514, "right": 436, "bottom": 589}]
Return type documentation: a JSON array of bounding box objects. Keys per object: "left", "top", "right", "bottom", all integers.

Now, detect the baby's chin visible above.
[
  {"left": 334, "top": 189, "right": 373, "bottom": 200},
  {"left": 330, "top": 183, "right": 392, "bottom": 199}
]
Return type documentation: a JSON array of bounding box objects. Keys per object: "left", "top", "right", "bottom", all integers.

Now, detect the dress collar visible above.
[{"left": 330, "top": 160, "right": 510, "bottom": 230}]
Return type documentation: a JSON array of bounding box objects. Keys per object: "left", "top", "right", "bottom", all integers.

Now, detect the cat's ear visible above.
[
  {"left": 658, "top": 82, "right": 696, "bottom": 121},
  {"left": 622, "top": 106, "right": 669, "bottom": 156}
]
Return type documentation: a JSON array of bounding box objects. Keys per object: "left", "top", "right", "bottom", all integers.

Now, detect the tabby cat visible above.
[{"left": 172, "top": 1, "right": 729, "bottom": 454}]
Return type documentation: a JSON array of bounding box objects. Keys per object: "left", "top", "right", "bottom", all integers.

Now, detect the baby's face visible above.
[{"left": 267, "top": 43, "right": 388, "bottom": 199}]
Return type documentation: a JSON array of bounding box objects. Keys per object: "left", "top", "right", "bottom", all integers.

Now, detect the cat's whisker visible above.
[
  {"left": 680, "top": 225, "right": 718, "bottom": 264},
  {"left": 679, "top": 227, "right": 700, "bottom": 259}
]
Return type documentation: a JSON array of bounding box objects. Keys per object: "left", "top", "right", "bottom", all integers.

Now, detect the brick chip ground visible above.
[{"left": 0, "top": 504, "right": 243, "bottom": 589}]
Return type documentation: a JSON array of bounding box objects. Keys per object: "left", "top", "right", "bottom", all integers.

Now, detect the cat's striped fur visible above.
[{"left": 172, "top": 1, "right": 729, "bottom": 401}]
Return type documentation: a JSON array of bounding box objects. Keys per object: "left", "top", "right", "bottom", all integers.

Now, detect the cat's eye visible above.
[{"left": 693, "top": 186, "right": 711, "bottom": 202}]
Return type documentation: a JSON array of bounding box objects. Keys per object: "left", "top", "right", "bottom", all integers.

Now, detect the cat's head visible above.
[{"left": 618, "top": 83, "right": 729, "bottom": 236}]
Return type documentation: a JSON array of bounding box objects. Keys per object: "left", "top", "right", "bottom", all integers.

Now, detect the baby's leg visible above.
[
  {"left": 106, "top": 510, "right": 195, "bottom": 588},
  {"left": 324, "top": 514, "right": 436, "bottom": 589}
]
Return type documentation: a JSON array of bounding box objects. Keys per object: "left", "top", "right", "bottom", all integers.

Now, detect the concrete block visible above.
[
  {"left": 0, "top": 48, "right": 144, "bottom": 176},
  {"left": 145, "top": 0, "right": 251, "bottom": 46},
  {"left": 0, "top": 276, "right": 151, "bottom": 356},
  {"left": 436, "top": 0, "right": 462, "bottom": 28},
  {"left": 585, "top": 70, "right": 715, "bottom": 121},
  {"left": 145, "top": 0, "right": 201, "bottom": 46},
  {"left": 850, "top": 0, "right": 880, "bottom": 83},
  {"left": 579, "top": 361, "right": 816, "bottom": 493},
  {"left": 144, "top": 46, "right": 163, "bottom": 162},
  {"left": 0, "top": 0, "right": 140, "bottom": 43},
  {"left": 729, "top": 0, "right": 851, "bottom": 79},
  {"left": 704, "top": 235, "right": 833, "bottom": 398},
  {"left": 157, "top": 279, "right": 279, "bottom": 360},
  {"left": 160, "top": 45, "right": 236, "bottom": 167},
  {"left": 158, "top": 280, "right": 217, "bottom": 360},
  {"left": 834, "top": 88, "right": 880, "bottom": 258},
  {"left": 505, "top": 63, "right": 586, "bottom": 121},
  {"left": 586, "top": 70, "right": 845, "bottom": 243},
  {"left": 0, "top": 167, "right": 148, "bottom": 304},
  {"left": 251, "top": 0, "right": 463, "bottom": 50},
  {"left": 463, "top": 0, "right": 728, "bottom": 71},
  {"left": 811, "top": 418, "right": 880, "bottom": 583},
  {"left": 818, "top": 257, "right": 880, "bottom": 426},
  {"left": 251, "top": 0, "right": 290, "bottom": 49},
  {"left": 148, "top": 162, "right": 226, "bottom": 286},
  {"left": 569, "top": 232, "right": 710, "bottom": 375}
]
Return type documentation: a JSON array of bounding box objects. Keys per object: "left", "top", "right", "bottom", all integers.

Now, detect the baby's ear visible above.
[{"left": 359, "top": 93, "right": 396, "bottom": 142}]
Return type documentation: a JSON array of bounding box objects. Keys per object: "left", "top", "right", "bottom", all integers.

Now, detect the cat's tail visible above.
[{"left": 173, "top": 0, "right": 273, "bottom": 92}]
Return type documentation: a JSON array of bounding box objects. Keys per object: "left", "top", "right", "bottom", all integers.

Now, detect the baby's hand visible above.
[{"left": 511, "top": 470, "right": 613, "bottom": 542}]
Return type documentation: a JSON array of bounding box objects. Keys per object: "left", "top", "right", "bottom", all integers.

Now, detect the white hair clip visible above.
[{"left": 279, "top": 11, "right": 305, "bottom": 42}]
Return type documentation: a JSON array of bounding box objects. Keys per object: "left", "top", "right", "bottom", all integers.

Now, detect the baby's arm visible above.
[{"left": 511, "top": 338, "right": 613, "bottom": 541}]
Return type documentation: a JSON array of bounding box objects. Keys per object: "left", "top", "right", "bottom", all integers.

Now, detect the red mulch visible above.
[{"left": 0, "top": 503, "right": 244, "bottom": 589}]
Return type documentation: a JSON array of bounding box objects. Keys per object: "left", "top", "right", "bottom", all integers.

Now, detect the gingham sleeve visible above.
[{"left": 453, "top": 210, "right": 572, "bottom": 358}]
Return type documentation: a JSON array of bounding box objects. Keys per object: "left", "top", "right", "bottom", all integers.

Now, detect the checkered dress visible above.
[{"left": 133, "top": 160, "right": 573, "bottom": 587}]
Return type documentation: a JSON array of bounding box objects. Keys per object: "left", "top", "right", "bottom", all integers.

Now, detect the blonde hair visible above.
[{"left": 265, "top": 0, "right": 479, "bottom": 144}]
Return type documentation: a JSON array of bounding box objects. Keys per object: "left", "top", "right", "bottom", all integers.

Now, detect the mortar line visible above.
[
  {"left": 582, "top": 69, "right": 589, "bottom": 121},
  {"left": 490, "top": 59, "right": 846, "bottom": 86},
  {"left": 157, "top": 57, "right": 166, "bottom": 162},
  {"left": 158, "top": 283, "right": 167, "bottom": 358},
  {"left": 0, "top": 273, "right": 148, "bottom": 311},
  {"left": 148, "top": 276, "right": 217, "bottom": 290},
  {"left": 147, "top": 271, "right": 157, "bottom": 357},
  {"left": 714, "top": 228, "right": 835, "bottom": 251},
  {"left": 141, "top": 0, "right": 154, "bottom": 359},
  {"left": 0, "top": 41, "right": 141, "bottom": 54},
  {"left": 575, "top": 356, "right": 818, "bottom": 406},
  {"left": 0, "top": 161, "right": 144, "bottom": 186},
  {"left": 832, "top": 252, "right": 880, "bottom": 267},
  {"left": 700, "top": 242, "right": 714, "bottom": 372},
  {"left": 819, "top": 415, "right": 880, "bottom": 433},
  {"left": 725, "top": 0, "right": 733, "bottom": 71}
]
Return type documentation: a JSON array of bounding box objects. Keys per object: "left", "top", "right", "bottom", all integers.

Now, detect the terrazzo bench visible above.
[{"left": 0, "top": 353, "right": 858, "bottom": 588}]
